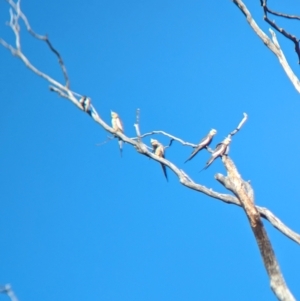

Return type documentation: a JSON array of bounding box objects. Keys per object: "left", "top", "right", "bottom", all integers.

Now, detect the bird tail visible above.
[
  {"left": 184, "top": 156, "right": 191, "bottom": 164},
  {"left": 184, "top": 153, "right": 195, "bottom": 164},
  {"left": 199, "top": 158, "right": 214, "bottom": 172},
  {"left": 161, "top": 163, "right": 168, "bottom": 182},
  {"left": 118, "top": 139, "right": 123, "bottom": 157},
  {"left": 184, "top": 147, "right": 200, "bottom": 164}
]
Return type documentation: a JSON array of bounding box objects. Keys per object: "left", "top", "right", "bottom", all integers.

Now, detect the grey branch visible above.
[
  {"left": 215, "top": 174, "right": 300, "bottom": 244},
  {"left": 133, "top": 130, "right": 197, "bottom": 147},
  {"left": 261, "top": 0, "right": 300, "bottom": 64},
  {"left": 133, "top": 108, "right": 142, "bottom": 142},
  {"left": 229, "top": 113, "right": 248, "bottom": 137},
  {"left": 217, "top": 157, "right": 296, "bottom": 301},
  {"left": 0, "top": 285, "right": 19, "bottom": 301},
  {"left": 1, "top": 0, "right": 81, "bottom": 109},
  {"left": 96, "top": 136, "right": 114, "bottom": 146},
  {"left": 6, "top": 0, "right": 70, "bottom": 87},
  {"left": 232, "top": 0, "right": 300, "bottom": 94}
]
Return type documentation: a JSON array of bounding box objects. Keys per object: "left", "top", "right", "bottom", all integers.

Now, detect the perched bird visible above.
[
  {"left": 201, "top": 136, "right": 231, "bottom": 170},
  {"left": 111, "top": 111, "right": 124, "bottom": 156},
  {"left": 185, "top": 129, "right": 217, "bottom": 163},
  {"left": 79, "top": 96, "right": 91, "bottom": 112},
  {"left": 151, "top": 139, "right": 168, "bottom": 181}
]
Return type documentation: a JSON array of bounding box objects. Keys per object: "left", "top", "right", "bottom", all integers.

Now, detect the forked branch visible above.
[
  {"left": 0, "top": 285, "right": 19, "bottom": 301},
  {"left": 217, "top": 157, "right": 296, "bottom": 301},
  {"left": 232, "top": 0, "right": 300, "bottom": 93},
  {"left": 260, "top": 0, "right": 300, "bottom": 64}
]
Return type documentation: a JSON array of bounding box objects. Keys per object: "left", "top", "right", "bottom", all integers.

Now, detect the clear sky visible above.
[{"left": 1, "top": 0, "right": 300, "bottom": 300}]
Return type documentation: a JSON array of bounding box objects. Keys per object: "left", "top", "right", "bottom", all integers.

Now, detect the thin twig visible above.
[
  {"left": 133, "top": 108, "right": 141, "bottom": 142},
  {"left": 0, "top": 285, "right": 19, "bottom": 301},
  {"left": 132, "top": 130, "right": 197, "bottom": 147},
  {"left": 96, "top": 136, "right": 114, "bottom": 146},
  {"left": 229, "top": 113, "right": 248, "bottom": 137},
  {"left": 164, "top": 138, "right": 174, "bottom": 150},
  {"left": 265, "top": 7, "right": 300, "bottom": 21},
  {"left": 218, "top": 157, "right": 296, "bottom": 301},
  {"left": 261, "top": 0, "right": 300, "bottom": 64}
]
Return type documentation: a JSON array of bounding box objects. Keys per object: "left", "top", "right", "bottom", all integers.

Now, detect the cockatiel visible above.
[
  {"left": 202, "top": 136, "right": 231, "bottom": 170},
  {"left": 185, "top": 129, "right": 217, "bottom": 163},
  {"left": 111, "top": 111, "right": 124, "bottom": 156},
  {"left": 151, "top": 139, "right": 168, "bottom": 181}
]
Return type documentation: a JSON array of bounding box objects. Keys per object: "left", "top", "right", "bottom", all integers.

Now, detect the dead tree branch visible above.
[
  {"left": 217, "top": 157, "right": 296, "bottom": 301},
  {"left": 0, "top": 285, "right": 19, "bottom": 301},
  {"left": 232, "top": 0, "right": 300, "bottom": 93},
  {"left": 6, "top": 0, "right": 70, "bottom": 86},
  {"left": 133, "top": 130, "right": 197, "bottom": 148},
  {"left": 261, "top": 3, "right": 300, "bottom": 21},
  {"left": 229, "top": 113, "right": 248, "bottom": 137},
  {"left": 133, "top": 108, "right": 142, "bottom": 142},
  {"left": 260, "top": 0, "right": 300, "bottom": 64}
]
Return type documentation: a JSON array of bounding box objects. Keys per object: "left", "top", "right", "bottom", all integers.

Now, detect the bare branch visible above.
[
  {"left": 134, "top": 130, "right": 197, "bottom": 147},
  {"left": 7, "top": 0, "right": 70, "bottom": 86},
  {"left": 261, "top": 0, "right": 300, "bottom": 64},
  {"left": 164, "top": 138, "right": 174, "bottom": 150},
  {"left": 229, "top": 113, "right": 248, "bottom": 137},
  {"left": 96, "top": 136, "right": 114, "bottom": 146},
  {"left": 49, "top": 85, "right": 69, "bottom": 99},
  {"left": 215, "top": 173, "right": 300, "bottom": 245},
  {"left": 218, "top": 157, "right": 296, "bottom": 301},
  {"left": 0, "top": 285, "right": 19, "bottom": 301},
  {"left": 264, "top": 6, "right": 300, "bottom": 21},
  {"left": 133, "top": 108, "right": 141, "bottom": 141},
  {"left": 232, "top": 0, "right": 300, "bottom": 94}
]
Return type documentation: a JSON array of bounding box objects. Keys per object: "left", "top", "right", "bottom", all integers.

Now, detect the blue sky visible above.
[{"left": 1, "top": 0, "right": 300, "bottom": 300}]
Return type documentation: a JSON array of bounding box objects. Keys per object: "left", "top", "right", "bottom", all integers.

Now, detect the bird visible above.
[
  {"left": 201, "top": 136, "right": 231, "bottom": 170},
  {"left": 79, "top": 96, "right": 91, "bottom": 112},
  {"left": 184, "top": 129, "right": 217, "bottom": 163},
  {"left": 111, "top": 111, "right": 124, "bottom": 156},
  {"left": 151, "top": 139, "right": 168, "bottom": 181}
]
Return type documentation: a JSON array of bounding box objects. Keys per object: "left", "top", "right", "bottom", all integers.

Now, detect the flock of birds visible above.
[{"left": 79, "top": 96, "right": 231, "bottom": 182}]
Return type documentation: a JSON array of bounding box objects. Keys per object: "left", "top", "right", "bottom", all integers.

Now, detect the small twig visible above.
[
  {"left": 1, "top": 0, "right": 300, "bottom": 255},
  {"left": 206, "top": 146, "right": 214, "bottom": 154},
  {"left": 49, "top": 86, "right": 69, "bottom": 99},
  {"left": 265, "top": 7, "right": 300, "bottom": 21},
  {"left": 218, "top": 157, "right": 296, "bottom": 301},
  {"left": 232, "top": 0, "right": 300, "bottom": 94},
  {"left": 180, "top": 169, "right": 194, "bottom": 183},
  {"left": 132, "top": 130, "right": 197, "bottom": 147},
  {"left": 96, "top": 136, "right": 114, "bottom": 146},
  {"left": 133, "top": 108, "right": 141, "bottom": 142},
  {"left": 164, "top": 138, "right": 174, "bottom": 150},
  {"left": 0, "top": 284, "right": 19, "bottom": 301},
  {"left": 229, "top": 113, "right": 248, "bottom": 137}
]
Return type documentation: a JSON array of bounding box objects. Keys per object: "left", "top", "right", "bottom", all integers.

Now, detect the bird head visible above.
[
  {"left": 111, "top": 111, "right": 118, "bottom": 118},
  {"left": 210, "top": 129, "right": 217, "bottom": 136},
  {"left": 150, "top": 139, "right": 159, "bottom": 146},
  {"left": 223, "top": 136, "right": 231, "bottom": 145}
]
